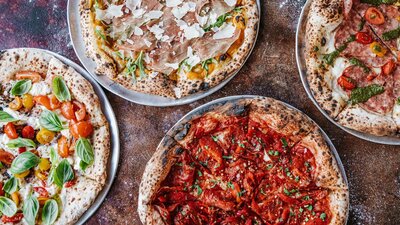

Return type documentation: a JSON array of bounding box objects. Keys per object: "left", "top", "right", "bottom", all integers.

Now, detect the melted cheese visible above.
[{"left": 29, "top": 81, "right": 51, "bottom": 96}]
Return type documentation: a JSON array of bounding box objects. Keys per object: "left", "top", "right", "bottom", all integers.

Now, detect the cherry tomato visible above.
[
  {"left": 36, "top": 129, "right": 55, "bottom": 145},
  {"left": 73, "top": 101, "right": 87, "bottom": 122},
  {"left": 61, "top": 101, "right": 76, "bottom": 120},
  {"left": 34, "top": 96, "right": 52, "bottom": 110},
  {"left": 337, "top": 75, "right": 356, "bottom": 90},
  {"left": 365, "top": 7, "right": 385, "bottom": 25},
  {"left": 0, "top": 149, "right": 15, "bottom": 165},
  {"left": 58, "top": 136, "right": 70, "bottom": 158},
  {"left": 367, "top": 74, "right": 377, "bottom": 81},
  {"left": 1, "top": 213, "right": 24, "bottom": 223},
  {"left": 49, "top": 94, "right": 61, "bottom": 110},
  {"left": 4, "top": 122, "right": 18, "bottom": 139},
  {"left": 382, "top": 60, "right": 396, "bottom": 76},
  {"left": 22, "top": 94, "right": 35, "bottom": 111},
  {"left": 21, "top": 125, "right": 35, "bottom": 140},
  {"left": 355, "top": 32, "right": 373, "bottom": 44},
  {"left": 15, "top": 71, "right": 42, "bottom": 82},
  {"left": 33, "top": 187, "right": 49, "bottom": 198},
  {"left": 18, "top": 147, "right": 26, "bottom": 154},
  {"left": 65, "top": 179, "right": 76, "bottom": 188},
  {"left": 70, "top": 121, "right": 93, "bottom": 138}
]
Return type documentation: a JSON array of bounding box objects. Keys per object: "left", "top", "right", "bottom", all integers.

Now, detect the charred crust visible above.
[{"left": 174, "top": 123, "right": 191, "bottom": 141}]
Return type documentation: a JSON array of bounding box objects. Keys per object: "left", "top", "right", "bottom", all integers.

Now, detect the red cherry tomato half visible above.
[
  {"left": 4, "top": 123, "right": 18, "bottom": 139},
  {"left": 33, "top": 187, "right": 49, "bottom": 198},
  {"left": 337, "top": 75, "right": 356, "bottom": 90},
  {"left": 1, "top": 213, "right": 24, "bottom": 223},
  {"left": 365, "top": 7, "right": 385, "bottom": 25},
  {"left": 382, "top": 60, "right": 396, "bottom": 76},
  {"left": 21, "top": 125, "right": 35, "bottom": 140},
  {"left": 18, "top": 147, "right": 27, "bottom": 154},
  {"left": 61, "top": 101, "right": 76, "bottom": 120},
  {"left": 355, "top": 32, "right": 373, "bottom": 44},
  {"left": 70, "top": 121, "right": 93, "bottom": 139}
]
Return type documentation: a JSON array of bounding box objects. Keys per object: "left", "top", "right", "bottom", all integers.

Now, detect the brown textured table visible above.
[{"left": 0, "top": 0, "right": 399, "bottom": 224}]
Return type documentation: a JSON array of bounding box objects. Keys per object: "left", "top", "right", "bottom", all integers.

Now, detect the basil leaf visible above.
[
  {"left": 53, "top": 159, "right": 74, "bottom": 188},
  {"left": 203, "top": 13, "right": 231, "bottom": 32},
  {"left": 11, "top": 80, "right": 32, "bottom": 96},
  {"left": 42, "top": 199, "right": 58, "bottom": 225},
  {"left": 0, "top": 196, "right": 17, "bottom": 217},
  {"left": 10, "top": 151, "right": 41, "bottom": 174},
  {"left": 47, "top": 167, "right": 56, "bottom": 186},
  {"left": 3, "top": 177, "right": 18, "bottom": 194},
  {"left": 349, "top": 84, "right": 385, "bottom": 105},
  {"left": 382, "top": 27, "right": 400, "bottom": 41},
  {"left": 49, "top": 147, "right": 58, "bottom": 164},
  {"left": 0, "top": 111, "right": 18, "bottom": 123},
  {"left": 80, "top": 161, "right": 89, "bottom": 171},
  {"left": 39, "top": 110, "right": 65, "bottom": 132},
  {"left": 23, "top": 194, "right": 39, "bottom": 225},
  {"left": 6, "top": 137, "right": 36, "bottom": 149},
  {"left": 76, "top": 138, "right": 94, "bottom": 171},
  {"left": 52, "top": 76, "right": 71, "bottom": 102}
]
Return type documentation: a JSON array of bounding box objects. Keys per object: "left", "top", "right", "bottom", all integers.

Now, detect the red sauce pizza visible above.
[{"left": 138, "top": 97, "right": 349, "bottom": 225}]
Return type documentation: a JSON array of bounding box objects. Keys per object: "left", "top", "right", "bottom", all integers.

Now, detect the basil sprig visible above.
[
  {"left": 3, "top": 177, "right": 18, "bottom": 194},
  {"left": 382, "top": 27, "right": 400, "bottom": 41},
  {"left": 11, "top": 80, "right": 32, "bottom": 96},
  {"left": 7, "top": 137, "right": 36, "bottom": 149},
  {"left": 0, "top": 111, "right": 18, "bottom": 123},
  {"left": 0, "top": 196, "right": 17, "bottom": 217},
  {"left": 10, "top": 151, "right": 41, "bottom": 174},
  {"left": 349, "top": 84, "right": 385, "bottom": 105},
  {"left": 42, "top": 199, "right": 58, "bottom": 225},
  {"left": 47, "top": 147, "right": 59, "bottom": 186},
  {"left": 52, "top": 76, "right": 71, "bottom": 102},
  {"left": 39, "top": 110, "right": 65, "bottom": 132},
  {"left": 76, "top": 138, "right": 94, "bottom": 171},
  {"left": 53, "top": 159, "right": 74, "bottom": 188},
  {"left": 23, "top": 194, "right": 39, "bottom": 225}
]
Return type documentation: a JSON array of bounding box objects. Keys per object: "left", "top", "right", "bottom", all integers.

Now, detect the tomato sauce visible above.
[{"left": 153, "top": 114, "right": 332, "bottom": 225}]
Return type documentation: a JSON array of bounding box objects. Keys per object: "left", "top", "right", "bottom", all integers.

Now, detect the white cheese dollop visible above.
[
  {"left": 29, "top": 81, "right": 52, "bottom": 96},
  {"left": 213, "top": 23, "right": 236, "bottom": 40}
]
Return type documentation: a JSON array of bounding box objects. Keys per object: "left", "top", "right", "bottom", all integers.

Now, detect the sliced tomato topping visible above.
[
  {"left": 70, "top": 121, "right": 93, "bottom": 138},
  {"left": 57, "top": 136, "right": 70, "bottom": 158},
  {"left": 61, "top": 101, "right": 76, "bottom": 120},
  {"left": 4, "top": 122, "right": 18, "bottom": 139},
  {"left": 355, "top": 32, "right": 373, "bottom": 44},
  {"left": 33, "top": 187, "right": 49, "bottom": 198},
  {"left": 34, "top": 95, "right": 52, "bottom": 110},
  {"left": 365, "top": 7, "right": 385, "bottom": 25},
  {"left": 1, "top": 213, "right": 23, "bottom": 223},
  {"left": 15, "top": 71, "right": 42, "bottom": 83},
  {"left": 21, "top": 125, "right": 35, "bottom": 140},
  {"left": 49, "top": 94, "right": 61, "bottom": 109},
  {"left": 64, "top": 179, "right": 76, "bottom": 188},
  {"left": 73, "top": 101, "right": 87, "bottom": 122},
  {"left": 382, "top": 60, "right": 396, "bottom": 76},
  {"left": 337, "top": 75, "right": 356, "bottom": 90}
]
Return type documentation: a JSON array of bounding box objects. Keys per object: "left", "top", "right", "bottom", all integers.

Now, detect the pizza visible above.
[
  {"left": 0, "top": 49, "right": 110, "bottom": 224},
  {"left": 305, "top": 0, "right": 400, "bottom": 137},
  {"left": 79, "top": 0, "right": 259, "bottom": 98},
  {"left": 138, "top": 97, "right": 349, "bottom": 225}
]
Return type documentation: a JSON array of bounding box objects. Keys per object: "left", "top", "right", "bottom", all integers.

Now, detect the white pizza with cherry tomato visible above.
[
  {"left": 305, "top": 0, "right": 400, "bottom": 136},
  {"left": 0, "top": 49, "right": 110, "bottom": 224}
]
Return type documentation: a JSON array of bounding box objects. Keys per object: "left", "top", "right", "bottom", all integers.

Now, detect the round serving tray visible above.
[
  {"left": 296, "top": 0, "right": 400, "bottom": 145},
  {"left": 157, "top": 95, "right": 349, "bottom": 223},
  {"left": 67, "top": 0, "right": 261, "bottom": 107},
  {"left": 4, "top": 48, "right": 120, "bottom": 224}
]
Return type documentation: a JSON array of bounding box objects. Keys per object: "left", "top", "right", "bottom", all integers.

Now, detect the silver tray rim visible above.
[
  {"left": 156, "top": 95, "right": 349, "bottom": 223},
  {"left": 0, "top": 48, "right": 121, "bottom": 224},
  {"left": 295, "top": 0, "right": 400, "bottom": 145},
  {"left": 67, "top": 0, "right": 261, "bottom": 107}
]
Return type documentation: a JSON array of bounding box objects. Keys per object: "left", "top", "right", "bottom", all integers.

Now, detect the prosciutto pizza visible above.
[
  {"left": 305, "top": 0, "right": 400, "bottom": 136},
  {"left": 0, "top": 49, "right": 110, "bottom": 224},
  {"left": 138, "top": 97, "right": 349, "bottom": 225},
  {"left": 79, "top": 0, "right": 259, "bottom": 98}
]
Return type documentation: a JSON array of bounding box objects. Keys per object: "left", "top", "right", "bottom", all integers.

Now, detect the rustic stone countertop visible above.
[{"left": 0, "top": 0, "right": 399, "bottom": 224}]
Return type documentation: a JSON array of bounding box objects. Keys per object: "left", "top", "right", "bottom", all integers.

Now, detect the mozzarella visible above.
[
  {"left": 126, "top": 0, "right": 142, "bottom": 11},
  {"left": 95, "top": 4, "right": 124, "bottom": 21},
  {"left": 166, "top": 0, "right": 183, "bottom": 7},
  {"left": 149, "top": 22, "right": 165, "bottom": 40},
  {"left": 182, "top": 23, "right": 204, "bottom": 40},
  {"left": 171, "top": 2, "right": 196, "bottom": 19},
  {"left": 165, "top": 63, "right": 180, "bottom": 70},
  {"left": 330, "top": 57, "right": 349, "bottom": 99},
  {"left": 213, "top": 23, "right": 236, "bottom": 40},
  {"left": 145, "top": 10, "right": 163, "bottom": 20},
  {"left": 134, "top": 26, "right": 144, "bottom": 36},
  {"left": 29, "top": 81, "right": 51, "bottom": 96},
  {"left": 224, "top": 0, "right": 236, "bottom": 7},
  {"left": 186, "top": 47, "right": 201, "bottom": 67}
]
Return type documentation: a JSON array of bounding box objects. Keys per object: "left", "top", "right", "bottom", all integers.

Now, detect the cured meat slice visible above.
[{"left": 334, "top": 9, "right": 393, "bottom": 67}]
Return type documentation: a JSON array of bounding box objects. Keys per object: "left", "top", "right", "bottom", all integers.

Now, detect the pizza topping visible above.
[
  {"left": 11, "top": 80, "right": 32, "bottom": 96},
  {"left": 365, "top": 7, "right": 385, "bottom": 25},
  {"left": 338, "top": 75, "right": 357, "bottom": 90},
  {"left": 349, "top": 57, "right": 371, "bottom": 72},
  {"left": 42, "top": 199, "right": 58, "bottom": 225},
  {"left": 370, "top": 41, "right": 387, "bottom": 57},
  {"left": 23, "top": 194, "right": 39, "bottom": 225},
  {"left": 153, "top": 113, "right": 333, "bottom": 224},
  {"left": 349, "top": 84, "right": 385, "bottom": 104},
  {"left": 355, "top": 31, "right": 374, "bottom": 44},
  {"left": 76, "top": 138, "right": 95, "bottom": 171},
  {"left": 0, "top": 197, "right": 18, "bottom": 217},
  {"left": 382, "top": 27, "right": 400, "bottom": 41},
  {"left": 382, "top": 59, "right": 397, "bottom": 75},
  {"left": 52, "top": 76, "right": 71, "bottom": 102}
]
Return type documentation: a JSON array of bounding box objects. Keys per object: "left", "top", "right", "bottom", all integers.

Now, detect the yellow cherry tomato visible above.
[
  {"left": 11, "top": 192, "right": 19, "bottom": 206},
  {"left": 36, "top": 129, "right": 55, "bottom": 145},
  {"left": 34, "top": 169, "right": 47, "bottom": 180},
  {"left": 14, "top": 170, "right": 30, "bottom": 178},
  {"left": 22, "top": 94, "right": 35, "bottom": 110},
  {"left": 370, "top": 41, "right": 387, "bottom": 57},
  {"left": 38, "top": 158, "right": 51, "bottom": 171},
  {"left": 9, "top": 97, "right": 23, "bottom": 111}
]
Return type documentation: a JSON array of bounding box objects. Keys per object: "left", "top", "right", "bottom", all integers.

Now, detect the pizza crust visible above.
[{"left": 327, "top": 188, "right": 349, "bottom": 225}]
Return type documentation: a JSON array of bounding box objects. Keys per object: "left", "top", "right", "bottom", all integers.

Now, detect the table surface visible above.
[{"left": 0, "top": 0, "right": 399, "bottom": 224}]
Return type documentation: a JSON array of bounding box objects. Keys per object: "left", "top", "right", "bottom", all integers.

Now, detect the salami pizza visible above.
[
  {"left": 138, "top": 97, "right": 349, "bottom": 225},
  {"left": 305, "top": 0, "right": 400, "bottom": 136},
  {"left": 0, "top": 49, "right": 110, "bottom": 224},
  {"left": 79, "top": 0, "right": 259, "bottom": 98}
]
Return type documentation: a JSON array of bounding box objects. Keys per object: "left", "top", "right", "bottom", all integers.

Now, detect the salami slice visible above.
[{"left": 335, "top": 9, "right": 393, "bottom": 67}]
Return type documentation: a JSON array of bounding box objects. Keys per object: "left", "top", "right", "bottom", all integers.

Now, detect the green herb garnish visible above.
[
  {"left": 349, "top": 84, "right": 385, "bottom": 105},
  {"left": 382, "top": 27, "right": 400, "bottom": 41},
  {"left": 349, "top": 57, "right": 370, "bottom": 73}
]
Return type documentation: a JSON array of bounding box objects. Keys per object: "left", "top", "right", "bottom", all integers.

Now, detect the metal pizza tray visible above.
[
  {"left": 296, "top": 0, "right": 400, "bottom": 145},
  {"left": 67, "top": 0, "right": 261, "bottom": 107},
  {"left": 157, "top": 95, "right": 349, "bottom": 223},
  {"left": 4, "top": 48, "right": 120, "bottom": 224}
]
